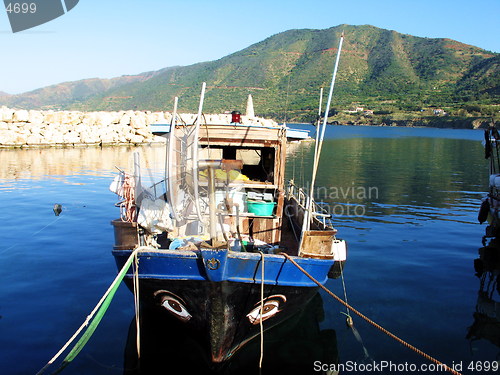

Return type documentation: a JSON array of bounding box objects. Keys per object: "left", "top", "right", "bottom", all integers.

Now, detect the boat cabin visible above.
[{"left": 196, "top": 123, "right": 287, "bottom": 246}]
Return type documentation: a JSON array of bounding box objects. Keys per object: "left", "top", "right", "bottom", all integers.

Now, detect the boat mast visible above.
[
  {"left": 192, "top": 82, "right": 207, "bottom": 223},
  {"left": 313, "top": 87, "right": 324, "bottom": 177},
  {"left": 303, "top": 32, "right": 344, "bottom": 234},
  {"left": 166, "top": 96, "right": 179, "bottom": 221}
]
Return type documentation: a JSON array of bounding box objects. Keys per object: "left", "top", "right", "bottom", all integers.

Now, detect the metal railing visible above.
[{"left": 286, "top": 180, "right": 332, "bottom": 229}]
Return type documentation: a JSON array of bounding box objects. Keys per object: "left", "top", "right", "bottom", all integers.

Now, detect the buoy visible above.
[
  {"left": 478, "top": 199, "right": 489, "bottom": 224},
  {"left": 53, "top": 204, "right": 62, "bottom": 216}
]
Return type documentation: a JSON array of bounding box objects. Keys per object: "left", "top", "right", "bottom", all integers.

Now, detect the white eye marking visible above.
[
  {"left": 156, "top": 291, "right": 192, "bottom": 322},
  {"left": 246, "top": 294, "right": 286, "bottom": 325}
]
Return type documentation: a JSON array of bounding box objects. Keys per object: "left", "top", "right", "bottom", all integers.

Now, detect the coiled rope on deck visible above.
[{"left": 279, "top": 253, "right": 463, "bottom": 375}]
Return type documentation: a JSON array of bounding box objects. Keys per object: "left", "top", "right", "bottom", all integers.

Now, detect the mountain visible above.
[
  {"left": 0, "top": 71, "right": 165, "bottom": 109},
  {"left": 455, "top": 54, "right": 500, "bottom": 100},
  {"left": 1, "top": 25, "right": 498, "bottom": 120}
]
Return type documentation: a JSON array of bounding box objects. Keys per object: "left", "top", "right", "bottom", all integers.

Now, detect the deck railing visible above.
[{"left": 286, "top": 180, "right": 332, "bottom": 229}]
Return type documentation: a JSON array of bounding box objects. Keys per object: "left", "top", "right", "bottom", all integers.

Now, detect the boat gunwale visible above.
[{"left": 111, "top": 247, "right": 334, "bottom": 265}]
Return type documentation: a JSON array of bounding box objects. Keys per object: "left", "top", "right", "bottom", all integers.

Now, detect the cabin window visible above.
[
  {"left": 236, "top": 149, "right": 260, "bottom": 165},
  {"left": 199, "top": 146, "right": 275, "bottom": 184}
]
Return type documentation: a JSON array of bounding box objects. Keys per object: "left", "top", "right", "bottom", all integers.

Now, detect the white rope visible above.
[
  {"left": 259, "top": 252, "right": 265, "bottom": 370},
  {"left": 133, "top": 252, "right": 141, "bottom": 359},
  {"left": 339, "top": 261, "right": 350, "bottom": 317}
]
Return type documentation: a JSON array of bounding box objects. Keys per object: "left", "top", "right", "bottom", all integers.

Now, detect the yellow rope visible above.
[{"left": 279, "top": 253, "right": 463, "bottom": 375}]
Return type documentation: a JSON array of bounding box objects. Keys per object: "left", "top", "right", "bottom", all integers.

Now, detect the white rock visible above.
[
  {"left": 128, "top": 134, "right": 144, "bottom": 144},
  {"left": 0, "top": 107, "right": 14, "bottom": 122},
  {"left": 95, "top": 112, "right": 114, "bottom": 127},
  {"left": 100, "top": 131, "right": 118, "bottom": 144},
  {"left": 79, "top": 131, "right": 100, "bottom": 144},
  {"left": 43, "top": 111, "right": 60, "bottom": 125},
  {"left": 148, "top": 112, "right": 168, "bottom": 124},
  {"left": 67, "top": 112, "right": 83, "bottom": 126},
  {"left": 28, "top": 110, "right": 45, "bottom": 124},
  {"left": 0, "top": 130, "right": 15, "bottom": 145},
  {"left": 13, "top": 133, "right": 29, "bottom": 144},
  {"left": 119, "top": 113, "right": 131, "bottom": 126},
  {"left": 130, "top": 112, "right": 147, "bottom": 129},
  {"left": 26, "top": 134, "right": 44, "bottom": 145},
  {"left": 134, "top": 127, "right": 151, "bottom": 138},
  {"left": 63, "top": 132, "right": 81, "bottom": 144}
]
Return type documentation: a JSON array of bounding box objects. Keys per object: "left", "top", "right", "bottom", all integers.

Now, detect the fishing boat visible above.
[
  {"left": 285, "top": 126, "right": 311, "bottom": 141},
  {"left": 110, "top": 35, "right": 347, "bottom": 364},
  {"left": 479, "top": 126, "right": 500, "bottom": 241}
]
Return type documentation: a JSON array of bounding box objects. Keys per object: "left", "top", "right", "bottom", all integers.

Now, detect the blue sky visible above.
[{"left": 0, "top": 0, "right": 499, "bottom": 94}]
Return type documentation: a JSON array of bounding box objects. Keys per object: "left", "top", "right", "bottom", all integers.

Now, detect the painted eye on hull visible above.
[
  {"left": 155, "top": 291, "right": 192, "bottom": 322},
  {"left": 246, "top": 294, "right": 286, "bottom": 325}
]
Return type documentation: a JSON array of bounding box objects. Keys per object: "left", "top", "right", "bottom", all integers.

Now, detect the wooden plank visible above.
[
  {"left": 200, "top": 138, "right": 279, "bottom": 147},
  {"left": 250, "top": 217, "right": 281, "bottom": 245}
]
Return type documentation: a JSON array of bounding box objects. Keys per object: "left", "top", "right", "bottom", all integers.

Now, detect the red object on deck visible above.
[{"left": 231, "top": 111, "right": 241, "bottom": 124}]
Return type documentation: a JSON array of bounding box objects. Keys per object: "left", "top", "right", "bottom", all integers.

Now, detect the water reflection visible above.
[
  {"left": 285, "top": 136, "right": 487, "bottom": 226},
  {"left": 468, "top": 238, "right": 500, "bottom": 353},
  {"left": 0, "top": 145, "right": 167, "bottom": 190},
  {"left": 123, "top": 293, "right": 338, "bottom": 374}
]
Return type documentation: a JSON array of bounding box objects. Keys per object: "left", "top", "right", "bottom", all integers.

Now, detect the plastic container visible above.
[{"left": 246, "top": 200, "right": 276, "bottom": 216}]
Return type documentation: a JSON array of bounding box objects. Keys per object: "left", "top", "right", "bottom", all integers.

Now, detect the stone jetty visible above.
[{"left": 0, "top": 107, "right": 277, "bottom": 148}]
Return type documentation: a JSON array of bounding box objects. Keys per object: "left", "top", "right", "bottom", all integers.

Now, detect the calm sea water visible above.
[{"left": 0, "top": 125, "right": 498, "bottom": 374}]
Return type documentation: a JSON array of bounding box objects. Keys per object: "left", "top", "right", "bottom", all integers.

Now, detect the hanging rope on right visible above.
[{"left": 279, "top": 252, "right": 463, "bottom": 375}]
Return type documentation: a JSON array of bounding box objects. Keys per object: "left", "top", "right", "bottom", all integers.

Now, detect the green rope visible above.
[
  {"left": 54, "top": 256, "right": 131, "bottom": 373},
  {"left": 37, "top": 248, "right": 139, "bottom": 375}
]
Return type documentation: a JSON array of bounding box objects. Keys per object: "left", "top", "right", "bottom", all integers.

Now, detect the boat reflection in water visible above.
[
  {"left": 123, "top": 292, "right": 338, "bottom": 374},
  {"left": 468, "top": 238, "right": 500, "bottom": 350}
]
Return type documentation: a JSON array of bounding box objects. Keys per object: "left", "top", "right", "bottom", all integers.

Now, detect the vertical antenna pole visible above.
[
  {"left": 166, "top": 97, "right": 179, "bottom": 221},
  {"left": 193, "top": 82, "right": 207, "bottom": 223},
  {"left": 300, "top": 32, "right": 344, "bottom": 251},
  {"left": 312, "top": 86, "right": 324, "bottom": 198}
]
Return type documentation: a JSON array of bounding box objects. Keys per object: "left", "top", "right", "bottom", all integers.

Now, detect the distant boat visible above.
[
  {"left": 110, "top": 35, "right": 347, "bottom": 363},
  {"left": 149, "top": 123, "right": 312, "bottom": 142},
  {"left": 285, "top": 126, "right": 311, "bottom": 141}
]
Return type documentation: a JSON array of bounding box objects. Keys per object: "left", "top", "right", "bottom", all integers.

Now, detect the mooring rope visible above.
[
  {"left": 258, "top": 251, "right": 265, "bottom": 372},
  {"left": 36, "top": 246, "right": 153, "bottom": 375},
  {"left": 133, "top": 251, "right": 141, "bottom": 359},
  {"left": 279, "top": 253, "right": 463, "bottom": 375}
]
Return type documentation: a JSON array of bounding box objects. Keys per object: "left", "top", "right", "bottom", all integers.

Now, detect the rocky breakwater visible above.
[
  {"left": 0, "top": 107, "right": 170, "bottom": 148},
  {"left": 0, "top": 107, "right": 278, "bottom": 148}
]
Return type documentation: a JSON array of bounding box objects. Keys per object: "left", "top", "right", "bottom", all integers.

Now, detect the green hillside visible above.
[{"left": 2, "top": 25, "right": 498, "bottom": 123}]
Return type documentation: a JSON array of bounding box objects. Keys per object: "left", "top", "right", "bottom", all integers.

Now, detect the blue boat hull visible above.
[
  {"left": 112, "top": 248, "right": 334, "bottom": 361},
  {"left": 112, "top": 248, "right": 333, "bottom": 286}
]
